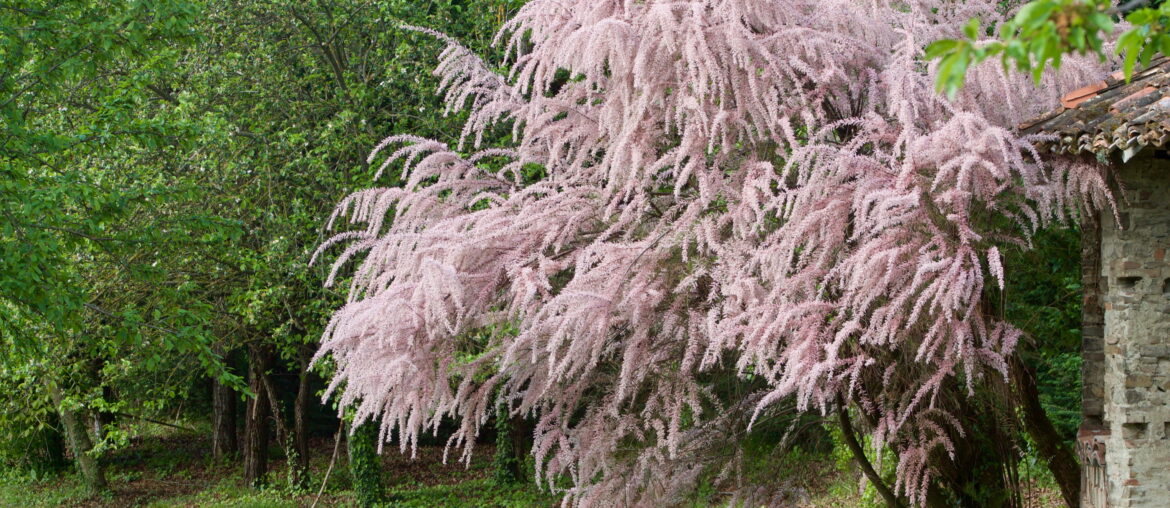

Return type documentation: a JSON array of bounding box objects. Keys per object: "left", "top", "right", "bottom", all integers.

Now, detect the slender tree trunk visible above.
[
  {"left": 243, "top": 344, "right": 273, "bottom": 486},
  {"left": 50, "top": 385, "right": 108, "bottom": 493},
  {"left": 836, "top": 395, "right": 902, "bottom": 508},
  {"left": 87, "top": 359, "right": 116, "bottom": 444},
  {"left": 90, "top": 414, "right": 104, "bottom": 446},
  {"left": 1011, "top": 356, "right": 1079, "bottom": 507},
  {"left": 347, "top": 419, "right": 385, "bottom": 507},
  {"left": 212, "top": 374, "right": 238, "bottom": 459},
  {"left": 292, "top": 347, "right": 311, "bottom": 489}
]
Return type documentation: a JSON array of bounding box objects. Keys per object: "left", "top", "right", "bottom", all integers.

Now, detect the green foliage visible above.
[
  {"left": 0, "top": 471, "right": 97, "bottom": 507},
  {"left": 927, "top": 0, "right": 1115, "bottom": 95},
  {"left": 1004, "top": 228, "right": 1084, "bottom": 440},
  {"left": 0, "top": 421, "right": 65, "bottom": 477},
  {"left": 827, "top": 418, "right": 895, "bottom": 508},
  {"left": 927, "top": 0, "right": 1170, "bottom": 95},
  {"left": 1, "top": 0, "right": 520, "bottom": 481},
  {"left": 493, "top": 403, "right": 521, "bottom": 485},
  {"left": 348, "top": 421, "right": 385, "bottom": 507},
  {"left": 386, "top": 478, "right": 556, "bottom": 508},
  {"left": 0, "top": 357, "right": 64, "bottom": 475},
  {"left": 0, "top": 0, "right": 214, "bottom": 345},
  {"left": 1116, "top": 1, "right": 1170, "bottom": 77},
  {"left": 0, "top": 1, "right": 245, "bottom": 482},
  {"left": 156, "top": 0, "right": 525, "bottom": 395}
]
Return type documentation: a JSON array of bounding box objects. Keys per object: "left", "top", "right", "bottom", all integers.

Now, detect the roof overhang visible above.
[{"left": 1019, "top": 57, "right": 1170, "bottom": 158}]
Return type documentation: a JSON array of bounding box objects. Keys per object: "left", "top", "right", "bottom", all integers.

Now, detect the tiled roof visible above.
[{"left": 1019, "top": 56, "right": 1170, "bottom": 155}]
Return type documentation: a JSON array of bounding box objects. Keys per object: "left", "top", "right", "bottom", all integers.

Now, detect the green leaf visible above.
[
  {"left": 963, "top": 18, "right": 981, "bottom": 39},
  {"left": 925, "top": 39, "right": 960, "bottom": 60},
  {"left": 1127, "top": 8, "right": 1156, "bottom": 26}
]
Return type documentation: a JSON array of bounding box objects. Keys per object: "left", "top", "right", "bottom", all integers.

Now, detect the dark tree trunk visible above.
[
  {"left": 1012, "top": 356, "right": 1080, "bottom": 507},
  {"left": 212, "top": 374, "right": 238, "bottom": 459},
  {"left": 243, "top": 344, "right": 273, "bottom": 486},
  {"left": 50, "top": 385, "right": 108, "bottom": 493},
  {"left": 292, "top": 347, "right": 312, "bottom": 489},
  {"left": 260, "top": 367, "right": 288, "bottom": 446},
  {"left": 509, "top": 414, "right": 533, "bottom": 473},
  {"left": 347, "top": 419, "right": 385, "bottom": 507},
  {"left": 493, "top": 402, "right": 522, "bottom": 484},
  {"left": 932, "top": 388, "right": 1016, "bottom": 508}
]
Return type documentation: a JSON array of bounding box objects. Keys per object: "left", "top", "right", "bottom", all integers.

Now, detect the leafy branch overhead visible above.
[{"left": 928, "top": 0, "right": 1170, "bottom": 95}]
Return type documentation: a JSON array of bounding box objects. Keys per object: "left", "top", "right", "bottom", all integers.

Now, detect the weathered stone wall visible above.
[
  {"left": 1081, "top": 211, "right": 1108, "bottom": 508},
  {"left": 1100, "top": 151, "right": 1170, "bottom": 507}
]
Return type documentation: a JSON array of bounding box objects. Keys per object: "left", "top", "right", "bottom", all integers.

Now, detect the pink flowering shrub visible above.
[{"left": 314, "top": 1, "right": 1112, "bottom": 504}]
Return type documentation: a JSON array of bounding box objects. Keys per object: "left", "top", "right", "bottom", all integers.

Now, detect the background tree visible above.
[
  {"left": 1, "top": 0, "right": 241, "bottom": 492},
  {"left": 347, "top": 417, "right": 385, "bottom": 507},
  {"left": 1, "top": 0, "right": 521, "bottom": 497},
  {"left": 156, "top": 0, "right": 524, "bottom": 486}
]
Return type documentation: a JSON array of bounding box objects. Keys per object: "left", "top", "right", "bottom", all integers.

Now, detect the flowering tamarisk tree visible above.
[{"left": 314, "top": 0, "right": 1113, "bottom": 504}]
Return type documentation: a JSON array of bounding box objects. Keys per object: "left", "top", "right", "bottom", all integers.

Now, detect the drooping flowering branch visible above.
[{"left": 314, "top": 1, "right": 1111, "bottom": 504}]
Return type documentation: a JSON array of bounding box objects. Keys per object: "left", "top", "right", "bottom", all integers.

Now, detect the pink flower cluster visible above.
[{"left": 315, "top": 1, "right": 1111, "bottom": 504}]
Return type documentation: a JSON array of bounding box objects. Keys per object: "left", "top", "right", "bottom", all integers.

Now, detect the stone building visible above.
[{"left": 1022, "top": 57, "right": 1170, "bottom": 507}]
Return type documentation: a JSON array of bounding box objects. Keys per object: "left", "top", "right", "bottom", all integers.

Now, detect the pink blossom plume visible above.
[{"left": 314, "top": 1, "right": 1112, "bottom": 505}]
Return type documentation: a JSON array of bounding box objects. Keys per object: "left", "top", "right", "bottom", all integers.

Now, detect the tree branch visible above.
[
  {"left": 836, "top": 394, "right": 903, "bottom": 508},
  {"left": 111, "top": 412, "right": 196, "bottom": 432}
]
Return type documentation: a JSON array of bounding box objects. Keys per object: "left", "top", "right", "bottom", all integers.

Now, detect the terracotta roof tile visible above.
[
  {"left": 1019, "top": 56, "right": 1170, "bottom": 155},
  {"left": 1060, "top": 80, "right": 1109, "bottom": 109}
]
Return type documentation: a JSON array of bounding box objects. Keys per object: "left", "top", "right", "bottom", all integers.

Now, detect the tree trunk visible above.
[
  {"left": 493, "top": 402, "right": 521, "bottom": 484},
  {"left": 347, "top": 419, "right": 385, "bottom": 507},
  {"left": 836, "top": 395, "right": 902, "bottom": 508},
  {"left": 212, "top": 374, "right": 238, "bottom": 459},
  {"left": 494, "top": 402, "right": 532, "bottom": 484},
  {"left": 509, "top": 415, "right": 532, "bottom": 471},
  {"left": 50, "top": 385, "right": 108, "bottom": 493},
  {"left": 243, "top": 344, "right": 273, "bottom": 486},
  {"left": 88, "top": 359, "right": 116, "bottom": 444},
  {"left": 1011, "top": 356, "right": 1080, "bottom": 507},
  {"left": 292, "top": 347, "right": 311, "bottom": 489}
]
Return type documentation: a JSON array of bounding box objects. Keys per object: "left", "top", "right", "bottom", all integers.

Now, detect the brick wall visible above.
[{"left": 1100, "top": 151, "right": 1170, "bottom": 507}]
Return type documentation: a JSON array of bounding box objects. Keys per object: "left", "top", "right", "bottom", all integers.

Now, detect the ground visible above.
[
  {"left": 0, "top": 424, "right": 1067, "bottom": 507},
  {"left": 0, "top": 425, "right": 555, "bottom": 507}
]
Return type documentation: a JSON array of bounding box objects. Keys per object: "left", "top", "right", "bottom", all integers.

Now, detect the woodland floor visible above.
[
  {"left": 0, "top": 425, "right": 556, "bottom": 507},
  {"left": 0, "top": 423, "right": 1067, "bottom": 507}
]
